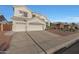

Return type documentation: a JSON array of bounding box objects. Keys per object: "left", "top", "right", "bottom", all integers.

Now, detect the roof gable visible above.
[{"left": 0, "top": 15, "right": 7, "bottom": 22}]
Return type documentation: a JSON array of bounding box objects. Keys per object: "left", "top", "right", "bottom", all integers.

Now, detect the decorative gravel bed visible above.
[{"left": 0, "top": 31, "right": 13, "bottom": 52}]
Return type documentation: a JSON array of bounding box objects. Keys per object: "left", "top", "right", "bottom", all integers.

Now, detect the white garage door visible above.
[
  {"left": 27, "top": 24, "right": 44, "bottom": 31},
  {"left": 13, "top": 23, "right": 26, "bottom": 32}
]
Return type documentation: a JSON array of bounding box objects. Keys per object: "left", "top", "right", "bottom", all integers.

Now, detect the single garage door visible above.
[
  {"left": 27, "top": 24, "right": 44, "bottom": 31},
  {"left": 13, "top": 23, "right": 26, "bottom": 31}
]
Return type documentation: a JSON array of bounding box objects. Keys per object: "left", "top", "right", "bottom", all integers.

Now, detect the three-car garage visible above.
[{"left": 12, "top": 21, "right": 45, "bottom": 32}]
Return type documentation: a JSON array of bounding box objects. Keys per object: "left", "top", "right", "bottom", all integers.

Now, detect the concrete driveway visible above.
[
  {"left": 6, "top": 31, "right": 79, "bottom": 54},
  {"left": 27, "top": 31, "right": 64, "bottom": 53},
  {"left": 6, "top": 32, "right": 43, "bottom": 54}
]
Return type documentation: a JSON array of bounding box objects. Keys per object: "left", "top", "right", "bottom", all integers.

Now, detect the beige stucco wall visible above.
[
  {"left": 13, "top": 5, "right": 32, "bottom": 18},
  {"left": 12, "top": 17, "right": 46, "bottom": 32},
  {"left": 12, "top": 6, "right": 47, "bottom": 32}
]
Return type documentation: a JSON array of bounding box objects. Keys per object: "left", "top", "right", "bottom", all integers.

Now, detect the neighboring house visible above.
[
  {"left": 0, "top": 15, "right": 7, "bottom": 22},
  {"left": 0, "top": 15, "right": 12, "bottom": 31},
  {"left": 53, "top": 23, "right": 65, "bottom": 29},
  {"left": 12, "top": 6, "right": 48, "bottom": 32},
  {"left": 51, "top": 22, "right": 79, "bottom": 31}
]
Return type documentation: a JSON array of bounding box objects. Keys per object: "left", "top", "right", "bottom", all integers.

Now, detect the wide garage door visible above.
[{"left": 27, "top": 24, "right": 44, "bottom": 31}]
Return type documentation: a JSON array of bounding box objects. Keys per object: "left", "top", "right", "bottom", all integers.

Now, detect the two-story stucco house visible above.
[{"left": 12, "top": 6, "right": 48, "bottom": 32}]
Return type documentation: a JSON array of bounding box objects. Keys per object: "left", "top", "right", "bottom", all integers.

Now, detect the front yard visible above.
[{"left": 47, "top": 29, "right": 79, "bottom": 36}]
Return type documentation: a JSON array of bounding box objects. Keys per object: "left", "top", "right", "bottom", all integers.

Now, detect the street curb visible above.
[{"left": 40, "top": 37, "right": 79, "bottom": 54}]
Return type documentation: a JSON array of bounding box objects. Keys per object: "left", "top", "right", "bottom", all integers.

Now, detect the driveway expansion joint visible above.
[{"left": 25, "top": 32, "right": 47, "bottom": 54}]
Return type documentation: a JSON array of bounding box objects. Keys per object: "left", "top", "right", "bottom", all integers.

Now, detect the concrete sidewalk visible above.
[{"left": 6, "top": 31, "right": 79, "bottom": 54}]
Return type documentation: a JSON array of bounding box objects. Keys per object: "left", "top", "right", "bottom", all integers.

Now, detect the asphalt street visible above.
[{"left": 55, "top": 41, "right": 79, "bottom": 54}]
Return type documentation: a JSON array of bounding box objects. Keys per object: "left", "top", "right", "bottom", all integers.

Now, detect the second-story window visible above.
[
  {"left": 19, "top": 10, "right": 28, "bottom": 17},
  {"left": 23, "top": 12, "right": 27, "bottom": 17}
]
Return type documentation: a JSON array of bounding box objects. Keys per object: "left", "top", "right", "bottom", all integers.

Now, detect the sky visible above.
[{"left": 0, "top": 5, "right": 79, "bottom": 23}]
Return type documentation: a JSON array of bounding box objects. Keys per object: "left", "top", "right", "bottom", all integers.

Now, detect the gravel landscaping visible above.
[
  {"left": 0, "top": 31, "right": 13, "bottom": 52},
  {"left": 47, "top": 29, "right": 79, "bottom": 36}
]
